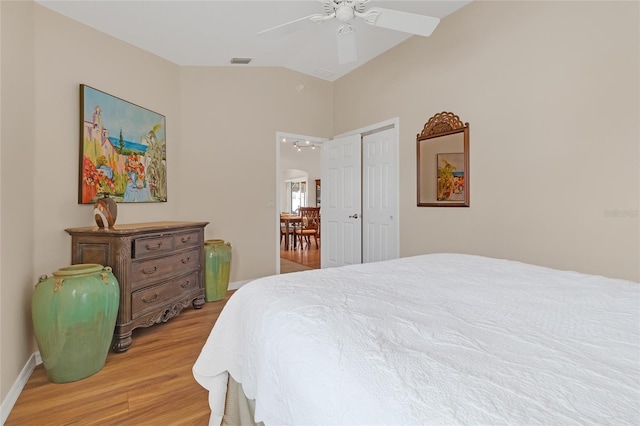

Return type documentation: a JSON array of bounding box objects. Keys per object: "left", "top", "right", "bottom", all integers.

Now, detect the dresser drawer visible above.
[
  {"left": 130, "top": 247, "right": 201, "bottom": 289},
  {"left": 133, "top": 234, "right": 174, "bottom": 258},
  {"left": 173, "top": 230, "right": 201, "bottom": 250},
  {"left": 131, "top": 271, "right": 200, "bottom": 319}
]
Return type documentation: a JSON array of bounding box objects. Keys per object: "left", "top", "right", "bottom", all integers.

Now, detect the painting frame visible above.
[
  {"left": 417, "top": 111, "right": 470, "bottom": 207},
  {"left": 78, "top": 84, "right": 167, "bottom": 204}
]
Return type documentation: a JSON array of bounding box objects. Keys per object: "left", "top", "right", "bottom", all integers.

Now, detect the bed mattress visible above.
[{"left": 193, "top": 253, "right": 640, "bottom": 425}]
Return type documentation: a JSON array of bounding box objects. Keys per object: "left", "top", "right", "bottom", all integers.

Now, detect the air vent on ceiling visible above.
[
  {"left": 313, "top": 68, "right": 334, "bottom": 79},
  {"left": 230, "top": 57, "right": 252, "bottom": 64}
]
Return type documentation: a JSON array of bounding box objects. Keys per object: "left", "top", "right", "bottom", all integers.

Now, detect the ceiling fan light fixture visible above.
[
  {"left": 336, "top": 3, "right": 354, "bottom": 22},
  {"left": 259, "top": 0, "right": 440, "bottom": 65}
]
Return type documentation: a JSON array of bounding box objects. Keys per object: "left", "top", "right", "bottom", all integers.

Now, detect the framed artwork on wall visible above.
[
  {"left": 436, "top": 153, "right": 465, "bottom": 201},
  {"left": 417, "top": 111, "right": 470, "bottom": 207},
  {"left": 79, "top": 84, "right": 167, "bottom": 204}
]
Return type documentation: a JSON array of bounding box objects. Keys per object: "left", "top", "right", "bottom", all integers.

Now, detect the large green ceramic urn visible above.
[
  {"left": 204, "top": 239, "right": 232, "bottom": 302},
  {"left": 31, "top": 264, "right": 120, "bottom": 383}
]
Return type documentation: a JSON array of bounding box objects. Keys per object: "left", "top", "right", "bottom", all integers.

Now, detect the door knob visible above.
[{"left": 349, "top": 213, "right": 359, "bottom": 219}]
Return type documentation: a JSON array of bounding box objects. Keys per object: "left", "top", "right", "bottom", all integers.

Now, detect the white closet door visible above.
[
  {"left": 362, "top": 127, "right": 399, "bottom": 263},
  {"left": 321, "top": 134, "right": 362, "bottom": 268}
]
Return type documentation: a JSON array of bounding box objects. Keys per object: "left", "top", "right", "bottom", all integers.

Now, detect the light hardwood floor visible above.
[
  {"left": 8, "top": 247, "right": 317, "bottom": 424},
  {"left": 6, "top": 292, "right": 235, "bottom": 425},
  {"left": 280, "top": 237, "right": 320, "bottom": 271}
]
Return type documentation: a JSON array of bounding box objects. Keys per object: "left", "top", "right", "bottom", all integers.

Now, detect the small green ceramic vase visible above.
[
  {"left": 31, "top": 264, "right": 120, "bottom": 383},
  {"left": 204, "top": 239, "right": 232, "bottom": 302}
]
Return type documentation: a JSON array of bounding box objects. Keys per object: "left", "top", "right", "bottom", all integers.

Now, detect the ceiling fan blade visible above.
[
  {"left": 257, "top": 14, "right": 325, "bottom": 39},
  {"left": 361, "top": 7, "right": 440, "bottom": 37},
  {"left": 336, "top": 24, "right": 357, "bottom": 64}
]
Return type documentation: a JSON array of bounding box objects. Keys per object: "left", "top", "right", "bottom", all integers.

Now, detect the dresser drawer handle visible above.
[
  {"left": 142, "top": 293, "right": 159, "bottom": 303},
  {"left": 180, "top": 280, "right": 191, "bottom": 288},
  {"left": 145, "top": 242, "right": 163, "bottom": 250},
  {"left": 181, "top": 236, "right": 191, "bottom": 243},
  {"left": 142, "top": 266, "right": 158, "bottom": 275},
  {"left": 181, "top": 257, "right": 191, "bottom": 264}
]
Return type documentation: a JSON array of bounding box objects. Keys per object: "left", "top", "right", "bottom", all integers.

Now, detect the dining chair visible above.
[
  {"left": 295, "top": 207, "right": 320, "bottom": 249},
  {"left": 280, "top": 217, "right": 295, "bottom": 249}
]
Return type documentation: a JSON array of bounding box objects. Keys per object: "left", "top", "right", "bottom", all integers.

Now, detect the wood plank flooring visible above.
[
  {"left": 6, "top": 292, "right": 235, "bottom": 426},
  {"left": 280, "top": 238, "right": 320, "bottom": 271},
  {"left": 8, "top": 246, "right": 319, "bottom": 424}
]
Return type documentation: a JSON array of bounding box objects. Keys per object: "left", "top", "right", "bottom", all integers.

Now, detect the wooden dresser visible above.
[{"left": 65, "top": 221, "right": 208, "bottom": 352}]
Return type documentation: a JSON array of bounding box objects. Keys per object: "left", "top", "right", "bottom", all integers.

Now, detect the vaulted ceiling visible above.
[{"left": 35, "top": 0, "right": 470, "bottom": 81}]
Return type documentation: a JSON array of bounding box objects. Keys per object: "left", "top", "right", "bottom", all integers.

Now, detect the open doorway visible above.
[
  {"left": 276, "top": 132, "right": 326, "bottom": 274},
  {"left": 276, "top": 120, "right": 400, "bottom": 274}
]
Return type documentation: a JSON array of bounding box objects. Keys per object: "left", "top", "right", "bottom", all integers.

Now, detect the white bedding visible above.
[{"left": 193, "top": 253, "right": 640, "bottom": 425}]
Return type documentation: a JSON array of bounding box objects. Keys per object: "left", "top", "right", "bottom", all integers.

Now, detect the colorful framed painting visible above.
[
  {"left": 79, "top": 84, "right": 167, "bottom": 204},
  {"left": 436, "top": 153, "right": 465, "bottom": 201}
]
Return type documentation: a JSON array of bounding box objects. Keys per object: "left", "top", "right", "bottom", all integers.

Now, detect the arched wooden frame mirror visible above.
[{"left": 417, "top": 112, "right": 469, "bottom": 207}]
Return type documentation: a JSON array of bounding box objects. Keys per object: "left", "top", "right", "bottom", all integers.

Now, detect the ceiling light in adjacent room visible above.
[{"left": 292, "top": 141, "right": 320, "bottom": 151}]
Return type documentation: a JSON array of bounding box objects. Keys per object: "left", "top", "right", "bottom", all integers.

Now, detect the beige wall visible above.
[
  {"left": 32, "top": 5, "right": 182, "bottom": 274},
  {"left": 334, "top": 0, "right": 639, "bottom": 281},
  {"left": 1, "top": 0, "right": 36, "bottom": 405},
  {"left": 1, "top": 0, "right": 638, "bottom": 412},
  {"left": 178, "top": 67, "right": 332, "bottom": 282}
]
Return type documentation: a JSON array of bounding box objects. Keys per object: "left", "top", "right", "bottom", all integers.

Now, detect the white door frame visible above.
[
  {"left": 334, "top": 117, "right": 400, "bottom": 262},
  {"left": 275, "top": 131, "right": 327, "bottom": 274}
]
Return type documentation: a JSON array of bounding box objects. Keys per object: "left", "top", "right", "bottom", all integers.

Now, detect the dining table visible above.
[{"left": 280, "top": 214, "right": 302, "bottom": 251}]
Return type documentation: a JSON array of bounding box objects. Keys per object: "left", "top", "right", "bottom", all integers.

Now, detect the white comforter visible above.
[{"left": 193, "top": 254, "right": 640, "bottom": 425}]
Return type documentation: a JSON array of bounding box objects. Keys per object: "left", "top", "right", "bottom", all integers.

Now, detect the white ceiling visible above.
[{"left": 35, "top": 0, "right": 470, "bottom": 81}]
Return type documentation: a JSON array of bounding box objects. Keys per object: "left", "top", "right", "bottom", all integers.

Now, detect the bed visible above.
[{"left": 192, "top": 253, "right": 640, "bottom": 425}]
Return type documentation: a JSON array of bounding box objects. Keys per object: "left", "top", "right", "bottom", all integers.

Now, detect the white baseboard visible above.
[
  {"left": 1, "top": 352, "right": 41, "bottom": 425},
  {"left": 228, "top": 279, "right": 250, "bottom": 291}
]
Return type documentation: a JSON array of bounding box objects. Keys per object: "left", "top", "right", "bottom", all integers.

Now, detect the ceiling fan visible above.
[{"left": 257, "top": 0, "right": 440, "bottom": 64}]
